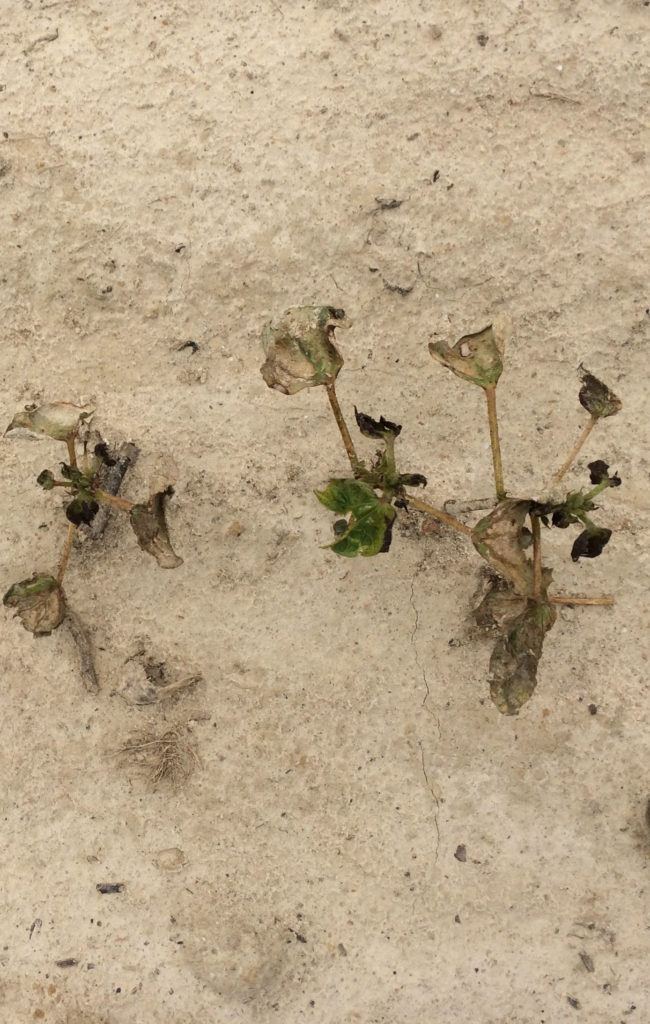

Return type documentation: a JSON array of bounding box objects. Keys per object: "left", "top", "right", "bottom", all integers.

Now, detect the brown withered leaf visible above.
[
  {"left": 130, "top": 489, "right": 183, "bottom": 568},
  {"left": 489, "top": 601, "right": 556, "bottom": 715},
  {"left": 473, "top": 574, "right": 528, "bottom": 632},
  {"left": 472, "top": 500, "right": 537, "bottom": 597},
  {"left": 3, "top": 574, "right": 66, "bottom": 634},
  {"left": 261, "top": 305, "right": 350, "bottom": 395},
  {"left": 5, "top": 402, "right": 93, "bottom": 441}
]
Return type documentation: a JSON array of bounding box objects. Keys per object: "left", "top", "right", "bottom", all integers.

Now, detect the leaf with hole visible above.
[{"left": 429, "top": 323, "right": 503, "bottom": 389}]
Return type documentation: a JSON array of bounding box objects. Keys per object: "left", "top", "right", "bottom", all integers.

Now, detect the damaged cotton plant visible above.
[
  {"left": 3, "top": 403, "right": 182, "bottom": 690},
  {"left": 261, "top": 306, "right": 622, "bottom": 715}
]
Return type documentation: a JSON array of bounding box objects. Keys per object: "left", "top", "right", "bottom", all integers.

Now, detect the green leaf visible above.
[
  {"left": 315, "top": 478, "right": 378, "bottom": 516},
  {"left": 3, "top": 573, "right": 66, "bottom": 634},
  {"left": 260, "top": 305, "right": 350, "bottom": 395},
  {"left": 429, "top": 323, "right": 503, "bottom": 389},
  {"left": 315, "top": 478, "right": 396, "bottom": 556}
]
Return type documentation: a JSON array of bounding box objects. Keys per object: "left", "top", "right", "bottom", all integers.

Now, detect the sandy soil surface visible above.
[{"left": 1, "top": 2, "right": 649, "bottom": 1022}]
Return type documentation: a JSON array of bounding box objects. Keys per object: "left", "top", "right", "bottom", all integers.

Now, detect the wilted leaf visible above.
[
  {"left": 5, "top": 403, "right": 93, "bottom": 441},
  {"left": 578, "top": 369, "right": 621, "bottom": 419},
  {"left": 260, "top": 305, "right": 350, "bottom": 395},
  {"left": 315, "top": 478, "right": 396, "bottom": 556},
  {"left": 571, "top": 526, "right": 612, "bottom": 562},
  {"left": 489, "top": 601, "right": 555, "bottom": 715},
  {"left": 354, "top": 407, "right": 402, "bottom": 439},
  {"left": 130, "top": 489, "right": 183, "bottom": 568},
  {"left": 472, "top": 500, "right": 536, "bottom": 596},
  {"left": 3, "top": 573, "right": 66, "bottom": 634},
  {"left": 429, "top": 324, "right": 503, "bottom": 389},
  {"left": 397, "top": 472, "right": 428, "bottom": 488}
]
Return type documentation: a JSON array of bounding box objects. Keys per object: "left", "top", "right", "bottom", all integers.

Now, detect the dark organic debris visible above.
[{"left": 96, "top": 883, "right": 124, "bottom": 894}]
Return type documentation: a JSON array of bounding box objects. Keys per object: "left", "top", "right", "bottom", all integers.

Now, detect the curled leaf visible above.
[
  {"left": 130, "top": 489, "right": 183, "bottom": 568},
  {"left": 3, "top": 574, "right": 66, "bottom": 634},
  {"left": 397, "top": 472, "right": 428, "bottom": 488},
  {"left": 354, "top": 407, "right": 402, "bottom": 439},
  {"left": 571, "top": 526, "right": 612, "bottom": 562},
  {"left": 429, "top": 324, "right": 503, "bottom": 389},
  {"left": 489, "top": 601, "right": 555, "bottom": 715},
  {"left": 315, "top": 478, "right": 396, "bottom": 556},
  {"left": 578, "top": 369, "right": 621, "bottom": 419},
  {"left": 5, "top": 403, "right": 93, "bottom": 441},
  {"left": 261, "top": 305, "right": 350, "bottom": 395}
]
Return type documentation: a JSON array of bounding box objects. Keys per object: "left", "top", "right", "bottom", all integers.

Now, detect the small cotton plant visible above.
[
  {"left": 3, "top": 404, "right": 182, "bottom": 686},
  {"left": 261, "top": 305, "right": 621, "bottom": 715}
]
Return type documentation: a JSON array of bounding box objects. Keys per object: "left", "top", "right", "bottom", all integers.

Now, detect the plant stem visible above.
[
  {"left": 552, "top": 415, "right": 596, "bottom": 483},
  {"left": 326, "top": 382, "right": 359, "bottom": 470},
  {"left": 94, "top": 488, "right": 134, "bottom": 512},
  {"left": 531, "top": 514, "right": 542, "bottom": 600},
  {"left": 57, "top": 523, "right": 76, "bottom": 582},
  {"left": 405, "top": 494, "right": 473, "bottom": 537},
  {"left": 484, "top": 385, "right": 505, "bottom": 501},
  {"left": 549, "top": 594, "right": 614, "bottom": 606},
  {"left": 66, "top": 436, "right": 78, "bottom": 470}
]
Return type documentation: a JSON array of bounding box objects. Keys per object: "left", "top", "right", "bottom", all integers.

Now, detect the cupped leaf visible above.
[
  {"left": 354, "top": 407, "right": 402, "bottom": 439},
  {"left": 571, "top": 526, "right": 612, "bottom": 562},
  {"left": 260, "top": 305, "right": 350, "bottom": 395},
  {"left": 489, "top": 601, "right": 555, "bottom": 715},
  {"left": 36, "top": 469, "right": 56, "bottom": 490},
  {"left": 3, "top": 573, "right": 66, "bottom": 634},
  {"left": 315, "top": 478, "right": 396, "bottom": 556},
  {"left": 578, "top": 368, "right": 621, "bottom": 419},
  {"left": 429, "top": 324, "right": 503, "bottom": 389},
  {"left": 5, "top": 403, "right": 93, "bottom": 441},
  {"left": 130, "top": 488, "right": 183, "bottom": 568},
  {"left": 472, "top": 500, "right": 536, "bottom": 596}
]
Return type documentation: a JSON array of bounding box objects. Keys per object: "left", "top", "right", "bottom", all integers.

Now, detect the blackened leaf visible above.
[
  {"left": 578, "top": 369, "right": 622, "bottom": 419},
  {"left": 398, "top": 473, "right": 428, "bottom": 488},
  {"left": 3, "top": 573, "right": 66, "bottom": 634},
  {"left": 489, "top": 601, "right": 555, "bottom": 715},
  {"left": 429, "top": 323, "right": 503, "bottom": 389},
  {"left": 552, "top": 508, "right": 577, "bottom": 528},
  {"left": 571, "top": 527, "right": 612, "bottom": 561},
  {"left": 66, "top": 497, "right": 99, "bottom": 525},
  {"left": 36, "top": 469, "right": 55, "bottom": 490},
  {"left": 94, "top": 442, "right": 116, "bottom": 466},
  {"left": 587, "top": 460, "right": 621, "bottom": 487},
  {"left": 354, "top": 407, "right": 402, "bottom": 439},
  {"left": 260, "top": 305, "right": 350, "bottom": 394},
  {"left": 130, "top": 489, "right": 183, "bottom": 568}
]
